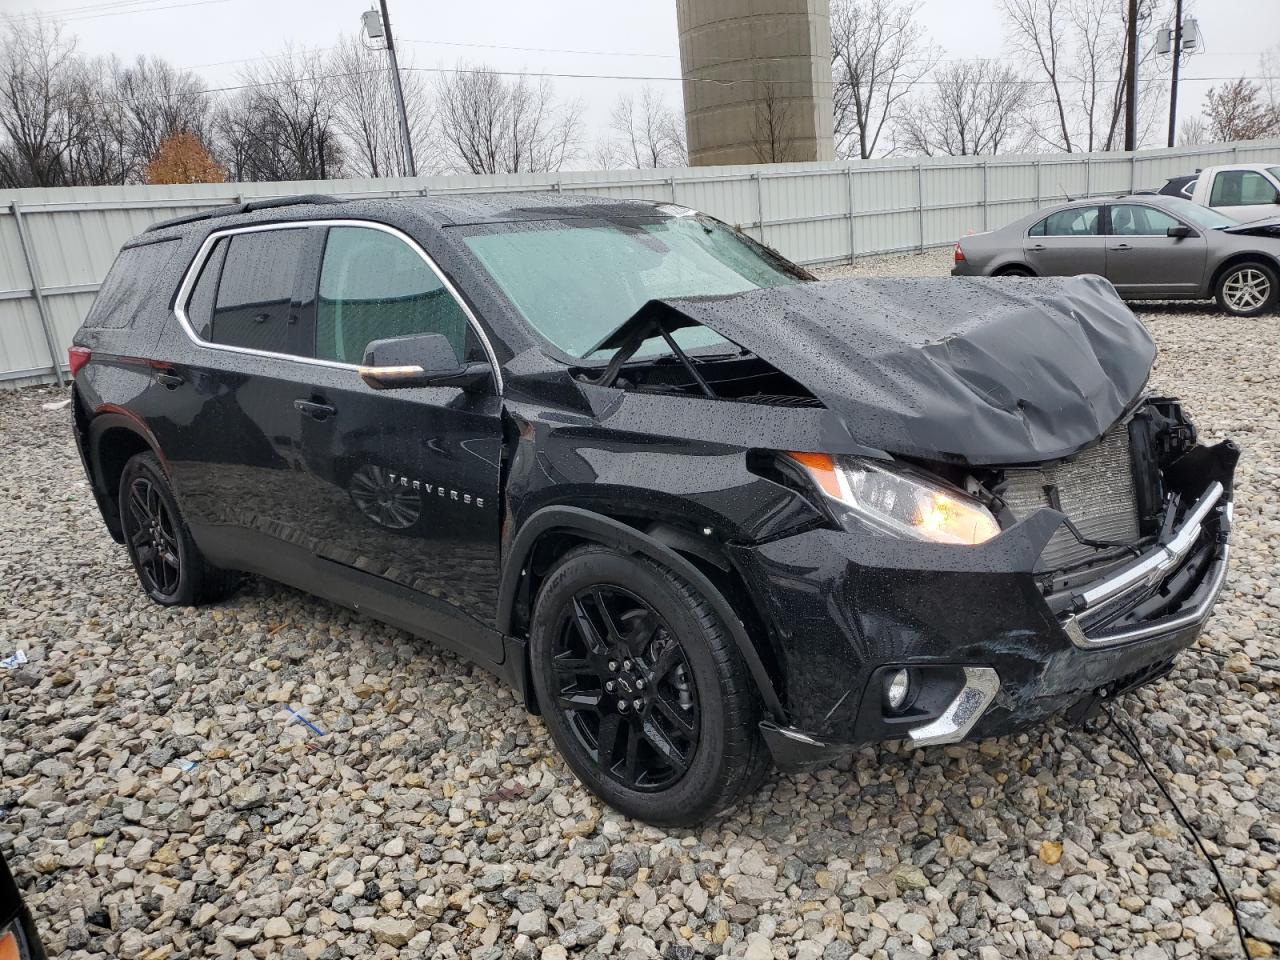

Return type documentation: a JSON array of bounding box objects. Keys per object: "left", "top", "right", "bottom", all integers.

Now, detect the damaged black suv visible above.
[{"left": 70, "top": 193, "right": 1237, "bottom": 825}]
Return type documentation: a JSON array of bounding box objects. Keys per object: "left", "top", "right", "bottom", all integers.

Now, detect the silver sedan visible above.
[{"left": 952, "top": 194, "right": 1280, "bottom": 317}]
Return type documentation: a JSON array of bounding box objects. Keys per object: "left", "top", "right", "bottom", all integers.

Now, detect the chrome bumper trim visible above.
[
  {"left": 907, "top": 666, "right": 1000, "bottom": 747},
  {"left": 1076, "top": 481, "right": 1224, "bottom": 611},
  {"left": 1062, "top": 481, "right": 1229, "bottom": 650}
]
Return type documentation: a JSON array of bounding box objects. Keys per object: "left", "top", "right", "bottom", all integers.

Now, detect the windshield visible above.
[
  {"left": 462, "top": 214, "right": 806, "bottom": 359},
  {"left": 1159, "top": 196, "right": 1238, "bottom": 229}
]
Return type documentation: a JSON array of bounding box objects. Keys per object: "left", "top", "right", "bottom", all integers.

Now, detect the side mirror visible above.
[
  {"left": 1166, "top": 224, "right": 1194, "bottom": 238},
  {"left": 359, "top": 333, "right": 490, "bottom": 391}
]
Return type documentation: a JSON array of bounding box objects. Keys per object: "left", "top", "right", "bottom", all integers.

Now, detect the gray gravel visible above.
[{"left": 2, "top": 248, "right": 1278, "bottom": 959}]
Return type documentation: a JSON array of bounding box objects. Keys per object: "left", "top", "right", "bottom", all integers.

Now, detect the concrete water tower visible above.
[{"left": 676, "top": 0, "right": 836, "bottom": 166}]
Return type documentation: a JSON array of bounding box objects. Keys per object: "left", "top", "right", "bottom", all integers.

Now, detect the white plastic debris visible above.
[
  {"left": 1, "top": 649, "right": 29, "bottom": 669},
  {"left": 41, "top": 398, "right": 72, "bottom": 411}
]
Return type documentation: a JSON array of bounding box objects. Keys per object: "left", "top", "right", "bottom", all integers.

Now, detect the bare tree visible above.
[
  {"left": 212, "top": 48, "right": 344, "bottom": 181},
  {"left": 1002, "top": 0, "right": 1165, "bottom": 152},
  {"left": 328, "top": 33, "right": 436, "bottom": 178},
  {"left": 0, "top": 19, "right": 89, "bottom": 187},
  {"left": 113, "top": 54, "right": 209, "bottom": 178},
  {"left": 829, "top": 0, "right": 940, "bottom": 159},
  {"left": 435, "top": 63, "right": 582, "bottom": 174},
  {"left": 897, "top": 61, "right": 1031, "bottom": 156},
  {"left": 1203, "top": 79, "right": 1280, "bottom": 142},
  {"left": 606, "top": 85, "right": 686, "bottom": 168},
  {"left": 1177, "top": 114, "right": 1208, "bottom": 145},
  {"left": 751, "top": 80, "right": 797, "bottom": 163}
]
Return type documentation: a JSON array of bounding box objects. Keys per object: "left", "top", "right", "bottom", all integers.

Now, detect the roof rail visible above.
[{"left": 144, "top": 193, "right": 342, "bottom": 233}]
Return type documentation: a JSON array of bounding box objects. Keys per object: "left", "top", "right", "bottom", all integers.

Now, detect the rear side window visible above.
[
  {"left": 207, "top": 230, "right": 305, "bottom": 353},
  {"left": 1210, "top": 170, "right": 1279, "bottom": 207},
  {"left": 1027, "top": 206, "right": 1101, "bottom": 237},
  {"left": 315, "top": 226, "right": 480, "bottom": 365},
  {"left": 84, "top": 240, "right": 180, "bottom": 329}
]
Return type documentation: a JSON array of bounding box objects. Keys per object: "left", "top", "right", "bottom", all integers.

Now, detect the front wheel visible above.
[
  {"left": 1216, "top": 261, "right": 1278, "bottom": 317},
  {"left": 529, "top": 545, "right": 768, "bottom": 825}
]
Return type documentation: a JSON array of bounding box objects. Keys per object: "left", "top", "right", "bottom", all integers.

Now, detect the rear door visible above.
[
  {"left": 290, "top": 222, "right": 506, "bottom": 659},
  {"left": 1206, "top": 168, "right": 1280, "bottom": 222},
  {"left": 150, "top": 225, "right": 324, "bottom": 558},
  {"left": 1023, "top": 205, "right": 1106, "bottom": 277},
  {"left": 1104, "top": 203, "right": 1207, "bottom": 297}
]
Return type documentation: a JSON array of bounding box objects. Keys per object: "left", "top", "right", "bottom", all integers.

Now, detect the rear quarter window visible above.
[{"left": 83, "top": 239, "right": 181, "bottom": 329}]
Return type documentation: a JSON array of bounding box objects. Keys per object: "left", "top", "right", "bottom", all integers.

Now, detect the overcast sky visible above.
[{"left": 1, "top": 0, "right": 1276, "bottom": 164}]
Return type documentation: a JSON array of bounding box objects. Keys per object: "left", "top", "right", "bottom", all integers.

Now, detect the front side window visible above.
[
  {"left": 461, "top": 214, "right": 805, "bottom": 359},
  {"left": 207, "top": 230, "right": 306, "bottom": 353},
  {"left": 1108, "top": 204, "right": 1182, "bottom": 236},
  {"left": 315, "top": 226, "right": 477, "bottom": 365},
  {"left": 1028, "top": 206, "right": 1101, "bottom": 237},
  {"left": 1209, "top": 170, "right": 1280, "bottom": 207}
]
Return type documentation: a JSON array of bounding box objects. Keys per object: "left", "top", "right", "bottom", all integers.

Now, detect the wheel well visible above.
[
  {"left": 93, "top": 426, "right": 153, "bottom": 539},
  {"left": 1210, "top": 252, "right": 1280, "bottom": 294},
  {"left": 994, "top": 263, "right": 1035, "bottom": 277},
  {"left": 508, "top": 513, "right": 786, "bottom": 720}
]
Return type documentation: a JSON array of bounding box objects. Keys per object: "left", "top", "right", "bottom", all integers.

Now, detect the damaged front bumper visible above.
[{"left": 734, "top": 440, "right": 1238, "bottom": 773}]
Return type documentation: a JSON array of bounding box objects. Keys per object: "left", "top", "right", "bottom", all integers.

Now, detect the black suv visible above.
[{"left": 70, "top": 193, "right": 1237, "bottom": 825}]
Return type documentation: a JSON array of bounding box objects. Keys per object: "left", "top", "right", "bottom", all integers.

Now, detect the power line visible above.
[
  {"left": 0, "top": 0, "right": 231, "bottom": 25},
  {"left": 399, "top": 37, "right": 676, "bottom": 59}
]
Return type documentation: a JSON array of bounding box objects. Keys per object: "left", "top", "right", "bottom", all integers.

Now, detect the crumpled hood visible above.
[{"left": 617, "top": 275, "right": 1156, "bottom": 465}]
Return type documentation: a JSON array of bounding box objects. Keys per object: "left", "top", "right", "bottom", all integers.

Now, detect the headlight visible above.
[{"left": 788, "top": 453, "right": 1000, "bottom": 545}]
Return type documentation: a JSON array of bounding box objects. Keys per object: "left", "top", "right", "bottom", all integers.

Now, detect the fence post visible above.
[
  {"left": 846, "top": 166, "right": 856, "bottom": 264},
  {"left": 10, "top": 201, "right": 64, "bottom": 388},
  {"left": 1033, "top": 160, "right": 1041, "bottom": 206},
  {"left": 916, "top": 162, "right": 925, "bottom": 253},
  {"left": 1129, "top": 154, "right": 1137, "bottom": 193},
  {"left": 981, "top": 161, "right": 989, "bottom": 232},
  {"left": 753, "top": 171, "right": 765, "bottom": 243},
  {"left": 1084, "top": 156, "right": 1091, "bottom": 198},
  {"left": 668, "top": 176, "right": 678, "bottom": 203}
]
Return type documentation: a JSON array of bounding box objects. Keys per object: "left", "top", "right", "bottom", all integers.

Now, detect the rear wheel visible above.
[
  {"left": 118, "top": 452, "right": 240, "bottom": 606},
  {"left": 995, "top": 265, "right": 1034, "bottom": 277},
  {"left": 529, "top": 545, "right": 768, "bottom": 825},
  {"left": 1215, "top": 261, "right": 1277, "bottom": 317}
]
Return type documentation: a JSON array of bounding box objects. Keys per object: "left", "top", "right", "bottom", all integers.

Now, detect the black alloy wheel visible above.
[
  {"left": 551, "top": 585, "right": 700, "bottom": 791},
  {"left": 529, "top": 545, "right": 769, "bottom": 825},
  {"left": 118, "top": 452, "right": 240, "bottom": 606},
  {"left": 348, "top": 463, "right": 422, "bottom": 530},
  {"left": 123, "top": 473, "right": 182, "bottom": 598}
]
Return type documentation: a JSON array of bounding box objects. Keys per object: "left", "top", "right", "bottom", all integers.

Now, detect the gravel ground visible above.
[{"left": 2, "top": 248, "right": 1278, "bottom": 960}]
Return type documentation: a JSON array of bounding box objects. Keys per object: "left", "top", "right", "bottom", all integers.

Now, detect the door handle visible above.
[
  {"left": 1029, "top": 243, "right": 1046, "bottom": 251},
  {"left": 155, "top": 371, "right": 184, "bottom": 389},
  {"left": 294, "top": 399, "right": 337, "bottom": 421},
  {"left": 1110, "top": 243, "right": 1132, "bottom": 251},
  {"left": 254, "top": 312, "right": 271, "bottom": 323}
]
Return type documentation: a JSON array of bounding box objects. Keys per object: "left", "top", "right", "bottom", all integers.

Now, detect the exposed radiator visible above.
[{"left": 1000, "top": 423, "right": 1141, "bottom": 571}]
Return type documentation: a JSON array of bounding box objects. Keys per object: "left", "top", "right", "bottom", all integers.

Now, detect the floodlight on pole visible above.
[{"left": 361, "top": 2, "right": 416, "bottom": 177}]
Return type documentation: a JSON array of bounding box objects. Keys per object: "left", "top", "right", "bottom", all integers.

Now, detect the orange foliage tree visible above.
[{"left": 143, "top": 132, "right": 228, "bottom": 184}]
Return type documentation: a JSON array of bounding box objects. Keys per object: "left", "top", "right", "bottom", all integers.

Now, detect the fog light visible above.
[{"left": 885, "top": 669, "right": 910, "bottom": 711}]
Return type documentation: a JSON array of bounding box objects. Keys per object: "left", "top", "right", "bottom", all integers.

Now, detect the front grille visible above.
[{"left": 1000, "top": 423, "right": 1141, "bottom": 571}]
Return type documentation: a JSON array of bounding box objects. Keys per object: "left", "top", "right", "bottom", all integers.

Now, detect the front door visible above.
[
  {"left": 1104, "top": 203, "right": 1207, "bottom": 298},
  {"left": 1206, "top": 168, "right": 1280, "bottom": 223},
  {"left": 1023, "top": 204, "right": 1106, "bottom": 278},
  {"left": 291, "top": 223, "right": 505, "bottom": 660}
]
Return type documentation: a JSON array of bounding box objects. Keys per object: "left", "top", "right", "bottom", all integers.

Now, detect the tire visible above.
[
  {"left": 1215, "top": 261, "right": 1278, "bottom": 317},
  {"left": 995, "top": 265, "right": 1033, "bottom": 277},
  {"left": 529, "top": 544, "right": 768, "bottom": 826},
  {"left": 118, "top": 452, "right": 240, "bottom": 606}
]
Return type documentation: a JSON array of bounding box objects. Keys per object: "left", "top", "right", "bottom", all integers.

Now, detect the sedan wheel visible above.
[{"left": 1217, "top": 262, "right": 1278, "bottom": 317}]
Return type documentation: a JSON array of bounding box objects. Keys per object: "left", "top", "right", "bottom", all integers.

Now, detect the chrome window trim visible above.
[{"left": 171, "top": 218, "right": 504, "bottom": 394}]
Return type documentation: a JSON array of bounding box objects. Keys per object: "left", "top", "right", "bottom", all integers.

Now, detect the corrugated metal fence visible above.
[{"left": 3, "top": 137, "right": 1278, "bottom": 387}]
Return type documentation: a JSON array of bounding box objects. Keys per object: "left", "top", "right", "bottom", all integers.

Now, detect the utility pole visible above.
[
  {"left": 1166, "top": 0, "right": 1183, "bottom": 147},
  {"left": 1124, "top": 0, "right": 1139, "bottom": 151},
  {"left": 378, "top": 0, "right": 416, "bottom": 177}
]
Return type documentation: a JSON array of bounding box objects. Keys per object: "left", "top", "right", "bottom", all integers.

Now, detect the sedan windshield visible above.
[
  {"left": 462, "top": 214, "right": 806, "bottom": 359},
  {"left": 1159, "top": 196, "right": 1239, "bottom": 230}
]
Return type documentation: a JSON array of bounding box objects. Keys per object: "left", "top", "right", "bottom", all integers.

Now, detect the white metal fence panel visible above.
[{"left": 2, "top": 138, "right": 1277, "bottom": 387}]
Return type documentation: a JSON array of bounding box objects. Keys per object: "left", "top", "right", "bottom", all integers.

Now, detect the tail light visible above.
[
  {"left": 953, "top": 242, "right": 966, "bottom": 264},
  {"left": 68, "top": 345, "right": 91, "bottom": 378}
]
